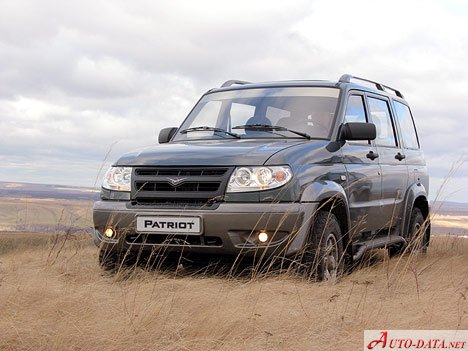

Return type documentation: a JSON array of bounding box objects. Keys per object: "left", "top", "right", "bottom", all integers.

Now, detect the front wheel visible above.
[
  {"left": 300, "top": 211, "right": 345, "bottom": 281},
  {"left": 98, "top": 248, "right": 122, "bottom": 271}
]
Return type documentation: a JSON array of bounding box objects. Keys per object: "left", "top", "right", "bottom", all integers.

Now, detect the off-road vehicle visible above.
[{"left": 93, "top": 74, "right": 430, "bottom": 279}]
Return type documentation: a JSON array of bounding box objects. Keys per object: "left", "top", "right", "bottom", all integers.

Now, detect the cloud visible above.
[{"left": 0, "top": 0, "right": 467, "bottom": 201}]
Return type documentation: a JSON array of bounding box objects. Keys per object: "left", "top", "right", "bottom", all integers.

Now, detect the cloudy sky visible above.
[{"left": 0, "top": 0, "right": 467, "bottom": 202}]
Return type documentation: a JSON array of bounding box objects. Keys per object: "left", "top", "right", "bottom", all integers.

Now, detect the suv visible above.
[{"left": 93, "top": 74, "right": 430, "bottom": 280}]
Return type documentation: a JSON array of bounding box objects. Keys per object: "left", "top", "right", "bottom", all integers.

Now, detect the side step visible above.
[{"left": 353, "top": 235, "right": 406, "bottom": 261}]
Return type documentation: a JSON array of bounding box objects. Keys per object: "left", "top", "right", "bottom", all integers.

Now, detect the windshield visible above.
[{"left": 173, "top": 87, "right": 340, "bottom": 141}]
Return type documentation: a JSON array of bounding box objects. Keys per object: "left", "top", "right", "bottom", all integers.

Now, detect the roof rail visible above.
[
  {"left": 339, "top": 74, "right": 404, "bottom": 98},
  {"left": 221, "top": 80, "right": 252, "bottom": 88}
]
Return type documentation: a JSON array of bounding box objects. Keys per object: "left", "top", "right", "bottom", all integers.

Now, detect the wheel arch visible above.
[
  {"left": 413, "top": 195, "right": 429, "bottom": 219},
  {"left": 301, "top": 181, "right": 352, "bottom": 261},
  {"left": 402, "top": 182, "right": 431, "bottom": 240}
]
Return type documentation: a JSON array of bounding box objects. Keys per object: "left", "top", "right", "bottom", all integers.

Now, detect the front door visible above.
[
  {"left": 366, "top": 95, "right": 408, "bottom": 230},
  {"left": 341, "top": 93, "right": 383, "bottom": 234}
]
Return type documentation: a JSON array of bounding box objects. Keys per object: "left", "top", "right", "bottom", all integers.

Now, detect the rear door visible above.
[
  {"left": 366, "top": 94, "right": 408, "bottom": 229},
  {"left": 392, "top": 100, "right": 427, "bottom": 188},
  {"left": 341, "top": 92, "right": 383, "bottom": 234}
]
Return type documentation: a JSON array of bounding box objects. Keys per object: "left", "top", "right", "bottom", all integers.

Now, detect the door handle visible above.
[
  {"left": 395, "top": 152, "right": 406, "bottom": 161},
  {"left": 366, "top": 151, "right": 379, "bottom": 160}
]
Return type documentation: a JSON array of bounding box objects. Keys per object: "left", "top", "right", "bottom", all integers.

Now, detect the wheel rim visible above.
[
  {"left": 323, "top": 233, "right": 339, "bottom": 280},
  {"left": 414, "top": 223, "right": 421, "bottom": 232}
]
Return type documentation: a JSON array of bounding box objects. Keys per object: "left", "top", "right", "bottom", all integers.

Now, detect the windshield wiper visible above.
[
  {"left": 180, "top": 126, "right": 240, "bottom": 139},
  {"left": 232, "top": 124, "right": 311, "bottom": 140}
]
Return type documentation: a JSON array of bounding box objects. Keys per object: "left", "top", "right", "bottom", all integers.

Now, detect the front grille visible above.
[
  {"left": 135, "top": 181, "right": 220, "bottom": 193},
  {"left": 133, "top": 198, "right": 219, "bottom": 209},
  {"left": 135, "top": 169, "right": 227, "bottom": 177},
  {"left": 131, "top": 167, "right": 233, "bottom": 209}
]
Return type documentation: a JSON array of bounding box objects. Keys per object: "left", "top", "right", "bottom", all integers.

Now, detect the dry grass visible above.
[
  {"left": 432, "top": 214, "right": 468, "bottom": 230},
  {"left": 0, "top": 198, "right": 93, "bottom": 232},
  {"left": 0, "top": 234, "right": 467, "bottom": 350},
  {"left": 0, "top": 233, "right": 52, "bottom": 255}
]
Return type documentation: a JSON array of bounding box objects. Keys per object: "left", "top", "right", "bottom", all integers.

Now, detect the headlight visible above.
[
  {"left": 227, "top": 166, "right": 292, "bottom": 193},
  {"left": 102, "top": 167, "right": 132, "bottom": 191}
]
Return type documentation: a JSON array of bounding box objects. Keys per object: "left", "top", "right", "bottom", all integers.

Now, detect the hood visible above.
[{"left": 114, "top": 139, "right": 307, "bottom": 166}]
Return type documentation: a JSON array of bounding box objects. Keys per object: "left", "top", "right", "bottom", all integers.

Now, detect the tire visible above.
[
  {"left": 406, "top": 207, "right": 428, "bottom": 253},
  {"left": 98, "top": 248, "right": 122, "bottom": 271},
  {"left": 300, "top": 211, "right": 345, "bottom": 281},
  {"left": 389, "top": 207, "right": 427, "bottom": 256},
  {"left": 388, "top": 243, "right": 404, "bottom": 257}
]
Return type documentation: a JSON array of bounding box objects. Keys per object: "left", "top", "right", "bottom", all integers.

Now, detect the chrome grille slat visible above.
[
  {"left": 135, "top": 181, "right": 220, "bottom": 193},
  {"left": 131, "top": 167, "right": 233, "bottom": 209},
  {"left": 135, "top": 168, "right": 227, "bottom": 177}
]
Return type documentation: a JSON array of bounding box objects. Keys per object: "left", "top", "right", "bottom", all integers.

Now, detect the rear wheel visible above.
[
  {"left": 389, "top": 207, "right": 427, "bottom": 257},
  {"left": 388, "top": 243, "right": 404, "bottom": 257},
  {"left": 406, "top": 207, "right": 428, "bottom": 253},
  {"left": 300, "top": 211, "right": 345, "bottom": 281}
]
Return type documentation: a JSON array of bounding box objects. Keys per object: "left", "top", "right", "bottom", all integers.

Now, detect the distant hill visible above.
[
  {"left": 0, "top": 181, "right": 466, "bottom": 235},
  {"left": 432, "top": 200, "right": 468, "bottom": 216},
  {"left": 0, "top": 181, "right": 100, "bottom": 201},
  {"left": 0, "top": 181, "right": 467, "bottom": 210}
]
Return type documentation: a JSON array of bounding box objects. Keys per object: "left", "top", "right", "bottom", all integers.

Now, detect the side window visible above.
[
  {"left": 229, "top": 102, "right": 256, "bottom": 128},
  {"left": 367, "top": 97, "right": 397, "bottom": 147},
  {"left": 345, "top": 95, "right": 367, "bottom": 123},
  {"left": 393, "top": 101, "right": 419, "bottom": 149}
]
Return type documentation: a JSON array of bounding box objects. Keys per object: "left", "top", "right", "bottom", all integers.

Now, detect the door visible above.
[
  {"left": 341, "top": 93, "right": 383, "bottom": 234},
  {"left": 392, "top": 100, "right": 428, "bottom": 189},
  {"left": 366, "top": 95, "right": 409, "bottom": 229}
]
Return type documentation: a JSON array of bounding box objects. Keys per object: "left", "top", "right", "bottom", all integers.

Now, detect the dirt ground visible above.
[{"left": 0, "top": 234, "right": 466, "bottom": 350}]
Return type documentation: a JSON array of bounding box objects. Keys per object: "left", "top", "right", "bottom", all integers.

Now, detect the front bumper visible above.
[{"left": 93, "top": 201, "right": 318, "bottom": 258}]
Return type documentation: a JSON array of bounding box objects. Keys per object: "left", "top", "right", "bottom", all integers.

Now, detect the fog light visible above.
[
  {"left": 258, "top": 231, "right": 269, "bottom": 243},
  {"left": 104, "top": 228, "right": 115, "bottom": 238}
]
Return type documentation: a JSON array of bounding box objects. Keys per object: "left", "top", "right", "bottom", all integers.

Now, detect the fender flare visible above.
[
  {"left": 300, "top": 180, "right": 352, "bottom": 246},
  {"left": 401, "top": 182, "right": 429, "bottom": 237},
  {"left": 300, "top": 180, "right": 349, "bottom": 207}
]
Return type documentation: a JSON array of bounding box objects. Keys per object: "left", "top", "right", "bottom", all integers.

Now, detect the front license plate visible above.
[{"left": 136, "top": 216, "right": 202, "bottom": 234}]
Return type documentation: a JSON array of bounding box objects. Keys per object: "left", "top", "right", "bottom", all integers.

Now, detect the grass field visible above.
[
  {"left": 0, "top": 195, "right": 466, "bottom": 235},
  {"left": 0, "top": 197, "right": 93, "bottom": 232},
  {"left": 0, "top": 233, "right": 466, "bottom": 350}
]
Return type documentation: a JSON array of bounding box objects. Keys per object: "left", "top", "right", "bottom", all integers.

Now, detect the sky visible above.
[{"left": 0, "top": 0, "right": 467, "bottom": 202}]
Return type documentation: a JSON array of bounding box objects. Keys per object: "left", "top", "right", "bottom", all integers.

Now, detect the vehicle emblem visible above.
[{"left": 167, "top": 177, "right": 188, "bottom": 186}]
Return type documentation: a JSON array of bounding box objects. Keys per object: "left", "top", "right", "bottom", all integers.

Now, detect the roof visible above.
[{"left": 209, "top": 74, "right": 406, "bottom": 102}]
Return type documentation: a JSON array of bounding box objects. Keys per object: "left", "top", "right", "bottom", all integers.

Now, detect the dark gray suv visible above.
[{"left": 93, "top": 74, "right": 430, "bottom": 280}]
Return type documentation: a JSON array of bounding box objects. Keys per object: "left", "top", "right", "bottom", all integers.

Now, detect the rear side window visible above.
[
  {"left": 345, "top": 95, "right": 367, "bottom": 123},
  {"left": 393, "top": 101, "right": 419, "bottom": 149},
  {"left": 367, "top": 97, "right": 397, "bottom": 147}
]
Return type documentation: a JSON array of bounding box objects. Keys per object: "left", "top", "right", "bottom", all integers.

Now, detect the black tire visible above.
[
  {"left": 388, "top": 243, "right": 405, "bottom": 258},
  {"left": 389, "top": 207, "right": 427, "bottom": 256},
  {"left": 407, "top": 207, "right": 428, "bottom": 253},
  {"left": 98, "top": 248, "right": 122, "bottom": 271},
  {"left": 300, "top": 211, "right": 345, "bottom": 281}
]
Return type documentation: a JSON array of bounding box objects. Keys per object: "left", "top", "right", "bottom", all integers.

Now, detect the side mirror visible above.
[
  {"left": 340, "top": 122, "right": 376, "bottom": 141},
  {"left": 158, "top": 127, "right": 178, "bottom": 144}
]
